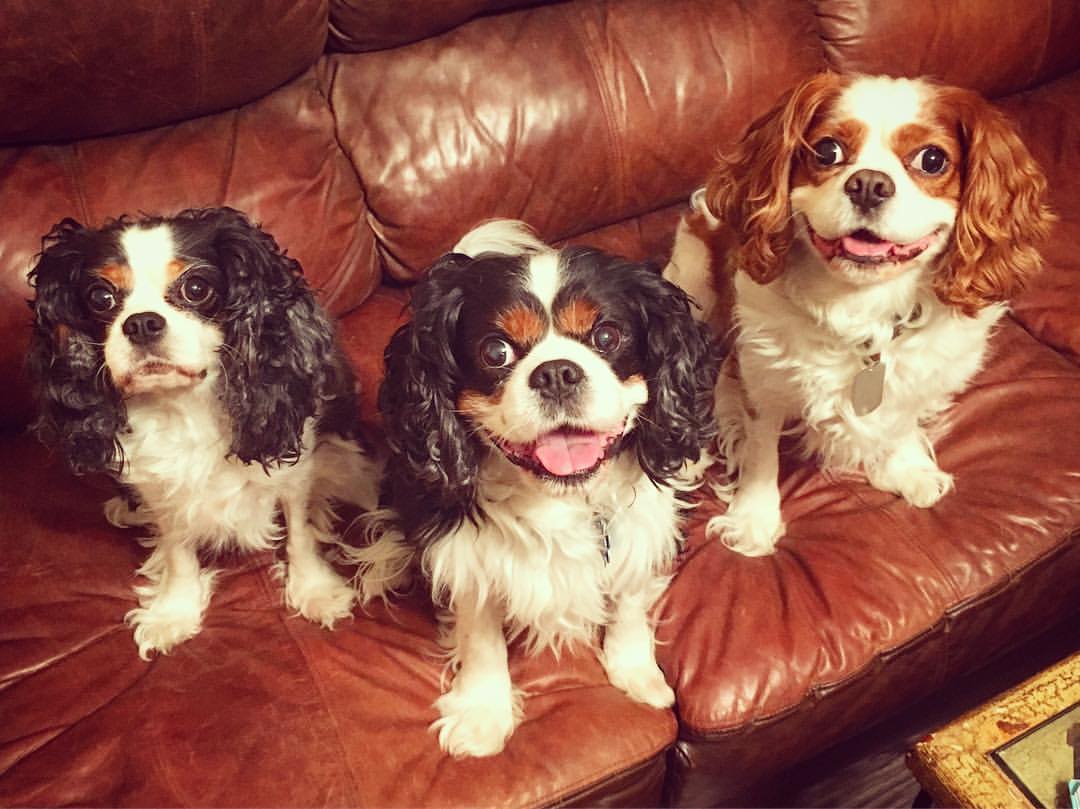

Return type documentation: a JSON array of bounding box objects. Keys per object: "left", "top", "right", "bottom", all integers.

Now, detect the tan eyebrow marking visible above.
[
  {"left": 554, "top": 296, "right": 600, "bottom": 338},
  {"left": 95, "top": 264, "right": 133, "bottom": 291},
  {"left": 496, "top": 304, "right": 546, "bottom": 347}
]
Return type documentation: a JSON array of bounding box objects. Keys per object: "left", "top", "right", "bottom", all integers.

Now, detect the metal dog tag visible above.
[{"left": 852, "top": 358, "right": 886, "bottom": 416}]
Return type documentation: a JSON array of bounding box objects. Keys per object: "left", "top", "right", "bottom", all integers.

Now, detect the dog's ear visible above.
[
  {"left": 193, "top": 207, "right": 339, "bottom": 468},
  {"left": 27, "top": 219, "right": 127, "bottom": 474},
  {"left": 379, "top": 254, "right": 480, "bottom": 512},
  {"left": 624, "top": 263, "right": 719, "bottom": 482},
  {"left": 932, "top": 89, "right": 1056, "bottom": 315},
  {"left": 705, "top": 71, "right": 845, "bottom": 284}
]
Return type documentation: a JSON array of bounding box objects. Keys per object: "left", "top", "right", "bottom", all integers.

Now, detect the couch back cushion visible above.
[{"left": 0, "top": 0, "right": 327, "bottom": 146}]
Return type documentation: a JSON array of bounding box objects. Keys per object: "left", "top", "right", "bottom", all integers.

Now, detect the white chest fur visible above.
[
  {"left": 422, "top": 452, "right": 681, "bottom": 654},
  {"left": 119, "top": 382, "right": 315, "bottom": 552}
]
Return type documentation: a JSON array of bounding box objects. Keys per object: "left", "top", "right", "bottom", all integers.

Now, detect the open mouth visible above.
[
  {"left": 808, "top": 226, "right": 938, "bottom": 266},
  {"left": 490, "top": 424, "right": 625, "bottom": 481}
]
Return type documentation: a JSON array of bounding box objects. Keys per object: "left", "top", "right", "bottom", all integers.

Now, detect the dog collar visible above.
[{"left": 851, "top": 302, "right": 926, "bottom": 417}]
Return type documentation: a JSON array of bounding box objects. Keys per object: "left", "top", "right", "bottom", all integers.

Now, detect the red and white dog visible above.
[{"left": 665, "top": 72, "right": 1054, "bottom": 557}]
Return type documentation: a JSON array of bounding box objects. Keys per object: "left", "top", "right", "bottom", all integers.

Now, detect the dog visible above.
[
  {"left": 664, "top": 72, "right": 1054, "bottom": 557},
  {"left": 349, "top": 220, "right": 717, "bottom": 757},
  {"left": 28, "top": 207, "right": 378, "bottom": 658}
]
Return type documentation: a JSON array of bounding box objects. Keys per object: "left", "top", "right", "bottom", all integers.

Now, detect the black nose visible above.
[
  {"left": 844, "top": 169, "right": 895, "bottom": 212},
  {"left": 122, "top": 311, "right": 166, "bottom": 345},
  {"left": 529, "top": 359, "right": 584, "bottom": 400}
]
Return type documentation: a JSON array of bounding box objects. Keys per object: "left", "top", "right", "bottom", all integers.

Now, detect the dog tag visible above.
[{"left": 852, "top": 358, "right": 886, "bottom": 416}]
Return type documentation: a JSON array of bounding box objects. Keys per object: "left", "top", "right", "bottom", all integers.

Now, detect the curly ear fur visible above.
[
  {"left": 378, "top": 254, "right": 480, "bottom": 532},
  {"left": 931, "top": 89, "right": 1056, "bottom": 314},
  {"left": 189, "top": 207, "right": 340, "bottom": 467},
  {"left": 704, "top": 72, "right": 846, "bottom": 284},
  {"left": 624, "top": 264, "right": 719, "bottom": 482},
  {"left": 27, "top": 219, "right": 126, "bottom": 475}
]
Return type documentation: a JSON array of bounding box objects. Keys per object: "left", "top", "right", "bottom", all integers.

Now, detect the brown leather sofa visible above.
[{"left": 2, "top": 1, "right": 1079, "bottom": 806}]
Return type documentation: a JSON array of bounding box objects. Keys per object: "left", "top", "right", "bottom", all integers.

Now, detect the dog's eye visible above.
[
  {"left": 813, "top": 137, "right": 845, "bottom": 166},
  {"left": 179, "top": 273, "right": 216, "bottom": 307},
  {"left": 479, "top": 337, "right": 517, "bottom": 369},
  {"left": 911, "top": 145, "right": 948, "bottom": 175},
  {"left": 86, "top": 282, "right": 118, "bottom": 315},
  {"left": 591, "top": 323, "right": 622, "bottom": 353}
]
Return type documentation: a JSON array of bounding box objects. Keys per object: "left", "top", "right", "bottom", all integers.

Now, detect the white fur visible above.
[
  {"left": 665, "top": 76, "right": 1003, "bottom": 556},
  {"left": 109, "top": 222, "right": 378, "bottom": 658},
  {"left": 452, "top": 219, "right": 547, "bottom": 258}
]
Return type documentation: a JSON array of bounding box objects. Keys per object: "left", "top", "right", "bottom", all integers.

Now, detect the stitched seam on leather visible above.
[
  {"left": 574, "top": 7, "right": 626, "bottom": 215},
  {"left": 549, "top": 747, "right": 670, "bottom": 808},
  {"left": 58, "top": 144, "right": 91, "bottom": 224},
  {"left": 257, "top": 563, "right": 365, "bottom": 805}
]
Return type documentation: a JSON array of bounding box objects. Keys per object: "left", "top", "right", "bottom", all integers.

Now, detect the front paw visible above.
[
  {"left": 125, "top": 601, "right": 204, "bottom": 660},
  {"left": 706, "top": 498, "right": 784, "bottom": 557},
  {"left": 431, "top": 686, "right": 521, "bottom": 758},
  {"left": 285, "top": 562, "right": 355, "bottom": 629},
  {"left": 869, "top": 458, "right": 954, "bottom": 509},
  {"left": 605, "top": 661, "right": 675, "bottom": 709}
]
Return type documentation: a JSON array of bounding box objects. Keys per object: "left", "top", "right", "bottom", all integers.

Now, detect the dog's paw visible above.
[
  {"left": 707, "top": 501, "right": 784, "bottom": 557},
  {"left": 870, "top": 456, "right": 954, "bottom": 509},
  {"left": 605, "top": 661, "right": 675, "bottom": 709},
  {"left": 286, "top": 562, "right": 355, "bottom": 629},
  {"left": 125, "top": 602, "right": 204, "bottom": 660},
  {"left": 431, "top": 687, "right": 520, "bottom": 758},
  {"left": 897, "top": 465, "right": 954, "bottom": 508}
]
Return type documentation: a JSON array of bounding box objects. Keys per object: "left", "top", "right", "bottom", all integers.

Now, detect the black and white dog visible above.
[
  {"left": 351, "top": 221, "right": 717, "bottom": 757},
  {"left": 28, "top": 207, "right": 377, "bottom": 659}
]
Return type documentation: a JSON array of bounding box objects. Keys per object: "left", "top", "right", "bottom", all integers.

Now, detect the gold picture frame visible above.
[{"left": 908, "top": 652, "right": 1080, "bottom": 808}]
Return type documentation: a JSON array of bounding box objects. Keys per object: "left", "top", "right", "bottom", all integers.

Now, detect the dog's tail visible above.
[{"left": 453, "top": 219, "right": 548, "bottom": 258}]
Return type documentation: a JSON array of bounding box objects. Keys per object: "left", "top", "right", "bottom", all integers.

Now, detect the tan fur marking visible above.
[
  {"left": 97, "top": 264, "right": 133, "bottom": 291},
  {"left": 496, "top": 305, "right": 545, "bottom": 347},
  {"left": 458, "top": 389, "right": 502, "bottom": 417},
  {"left": 554, "top": 297, "right": 600, "bottom": 338}
]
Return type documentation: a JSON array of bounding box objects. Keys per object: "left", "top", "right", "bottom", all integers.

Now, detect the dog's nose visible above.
[
  {"left": 529, "top": 359, "right": 584, "bottom": 400},
  {"left": 122, "top": 311, "right": 167, "bottom": 345},
  {"left": 844, "top": 169, "right": 895, "bottom": 212}
]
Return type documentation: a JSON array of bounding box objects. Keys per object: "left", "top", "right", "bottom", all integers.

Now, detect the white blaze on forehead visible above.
[
  {"left": 526, "top": 251, "right": 562, "bottom": 315},
  {"left": 120, "top": 224, "right": 177, "bottom": 298},
  {"left": 835, "top": 75, "right": 930, "bottom": 137}
]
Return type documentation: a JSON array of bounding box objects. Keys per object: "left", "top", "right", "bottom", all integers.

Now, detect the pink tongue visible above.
[
  {"left": 533, "top": 431, "right": 605, "bottom": 476},
  {"left": 841, "top": 234, "right": 894, "bottom": 257}
]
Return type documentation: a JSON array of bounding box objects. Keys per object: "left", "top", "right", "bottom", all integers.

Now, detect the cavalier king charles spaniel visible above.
[
  {"left": 664, "top": 72, "right": 1054, "bottom": 557},
  {"left": 349, "top": 221, "right": 716, "bottom": 757},
  {"left": 28, "top": 207, "right": 377, "bottom": 658}
]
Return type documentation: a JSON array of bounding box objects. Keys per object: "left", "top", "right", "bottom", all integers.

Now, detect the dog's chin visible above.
[
  {"left": 115, "top": 360, "right": 208, "bottom": 396},
  {"left": 489, "top": 423, "right": 626, "bottom": 485},
  {"left": 804, "top": 221, "right": 946, "bottom": 285}
]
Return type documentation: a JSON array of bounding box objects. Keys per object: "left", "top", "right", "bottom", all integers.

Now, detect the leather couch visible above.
[{"left": 2, "top": 1, "right": 1079, "bottom": 805}]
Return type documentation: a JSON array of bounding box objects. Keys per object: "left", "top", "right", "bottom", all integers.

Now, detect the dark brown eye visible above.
[
  {"left": 86, "top": 282, "right": 118, "bottom": 315},
  {"left": 480, "top": 336, "right": 516, "bottom": 368},
  {"left": 179, "top": 273, "right": 215, "bottom": 307},
  {"left": 591, "top": 323, "right": 622, "bottom": 353},
  {"left": 813, "top": 137, "right": 845, "bottom": 166},
  {"left": 912, "top": 145, "right": 948, "bottom": 175}
]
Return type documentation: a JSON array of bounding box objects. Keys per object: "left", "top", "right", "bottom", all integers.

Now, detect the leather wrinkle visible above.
[{"left": 255, "top": 561, "right": 364, "bottom": 806}]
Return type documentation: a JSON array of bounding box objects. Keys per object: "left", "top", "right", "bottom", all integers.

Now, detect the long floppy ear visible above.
[
  {"left": 704, "top": 71, "right": 845, "bottom": 283},
  {"left": 624, "top": 263, "right": 719, "bottom": 483},
  {"left": 378, "top": 254, "right": 479, "bottom": 515},
  {"left": 932, "top": 90, "right": 1056, "bottom": 315},
  {"left": 192, "top": 207, "right": 339, "bottom": 467},
  {"left": 27, "top": 219, "right": 127, "bottom": 475}
]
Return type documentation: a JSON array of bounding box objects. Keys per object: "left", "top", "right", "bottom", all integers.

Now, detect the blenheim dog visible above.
[{"left": 665, "top": 73, "right": 1054, "bottom": 557}]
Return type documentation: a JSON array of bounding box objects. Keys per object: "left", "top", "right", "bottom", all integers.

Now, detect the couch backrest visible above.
[{"left": 1, "top": 0, "right": 1077, "bottom": 428}]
